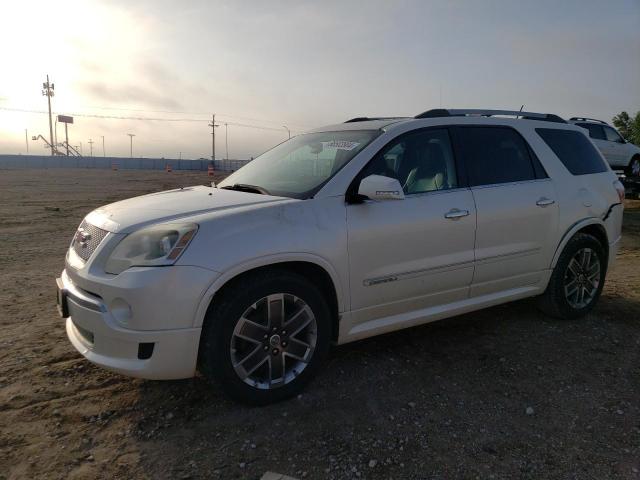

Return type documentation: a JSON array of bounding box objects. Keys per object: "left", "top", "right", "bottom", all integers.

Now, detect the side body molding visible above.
[{"left": 192, "top": 253, "right": 344, "bottom": 328}]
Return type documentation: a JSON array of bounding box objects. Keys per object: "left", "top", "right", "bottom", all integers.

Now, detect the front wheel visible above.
[
  {"left": 538, "top": 233, "right": 607, "bottom": 319},
  {"left": 198, "top": 270, "right": 332, "bottom": 405}
]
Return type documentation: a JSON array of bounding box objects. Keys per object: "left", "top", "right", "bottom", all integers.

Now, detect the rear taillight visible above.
[{"left": 613, "top": 180, "right": 625, "bottom": 203}]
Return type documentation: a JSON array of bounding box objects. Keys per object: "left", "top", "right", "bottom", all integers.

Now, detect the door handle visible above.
[
  {"left": 444, "top": 208, "right": 470, "bottom": 219},
  {"left": 536, "top": 197, "right": 555, "bottom": 207}
]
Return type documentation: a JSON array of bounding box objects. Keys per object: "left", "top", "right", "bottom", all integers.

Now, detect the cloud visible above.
[
  {"left": 77, "top": 59, "right": 211, "bottom": 111},
  {"left": 80, "top": 81, "right": 183, "bottom": 110}
]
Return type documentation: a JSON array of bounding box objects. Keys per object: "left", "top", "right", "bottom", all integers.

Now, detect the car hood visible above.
[{"left": 84, "top": 185, "right": 290, "bottom": 233}]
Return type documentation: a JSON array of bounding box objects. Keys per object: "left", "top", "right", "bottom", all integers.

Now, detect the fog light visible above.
[{"left": 110, "top": 298, "right": 132, "bottom": 326}]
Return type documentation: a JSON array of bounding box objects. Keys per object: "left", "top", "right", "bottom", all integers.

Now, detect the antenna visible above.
[{"left": 517, "top": 104, "right": 524, "bottom": 119}]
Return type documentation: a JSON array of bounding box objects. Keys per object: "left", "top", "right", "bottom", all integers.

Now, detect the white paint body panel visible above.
[
  {"left": 469, "top": 179, "right": 558, "bottom": 297},
  {"left": 59, "top": 116, "right": 623, "bottom": 379},
  {"left": 346, "top": 188, "right": 476, "bottom": 327},
  {"left": 590, "top": 137, "right": 640, "bottom": 168}
]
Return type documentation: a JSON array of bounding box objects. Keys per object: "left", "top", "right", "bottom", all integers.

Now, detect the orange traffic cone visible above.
[
  {"left": 165, "top": 164, "right": 172, "bottom": 173},
  {"left": 208, "top": 164, "right": 214, "bottom": 177}
]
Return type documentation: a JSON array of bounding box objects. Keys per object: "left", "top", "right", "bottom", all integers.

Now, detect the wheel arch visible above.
[
  {"left": 193, "top": 254, "right": 343, "bottom": 340},
  {"left": 551, "top": 219, "right": 609, "bottom": 269}
]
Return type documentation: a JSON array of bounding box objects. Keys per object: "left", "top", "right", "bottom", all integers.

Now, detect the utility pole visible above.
[
  {"left": 225, "top": 123, "right": 229, "bottom": 160},
  {"left": 42, "top": 75, "right": 55, "bottom": 155},
  {"left": 25, "top": 129, "right": 29, "bottom": 153},
  {"left": 88, "top": 139, "right": 94, "bottom": 157},
  {"left": 283, "top": 125, "right": 290, "bottom": 139},
  {"left": 208, "top": 114, "right": 220, "bottom": 161},
  {"left": 127, "top": 133, "right": 135, "bottom": 157},
  {"left": 101, "top": 136, "right": 105, "bottom": 156}
]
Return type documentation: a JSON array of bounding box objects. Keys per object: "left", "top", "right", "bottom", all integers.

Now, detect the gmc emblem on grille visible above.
[{"left": 75, "top": 228, "right": 91, "bottom": 247}]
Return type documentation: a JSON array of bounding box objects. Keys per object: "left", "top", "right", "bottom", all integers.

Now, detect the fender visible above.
[
  {"left": 191, "top": 252, "right": 345, "bottom": 328},
  {"left": 550, "top": 217, "right": 606, "bottom": 268}
]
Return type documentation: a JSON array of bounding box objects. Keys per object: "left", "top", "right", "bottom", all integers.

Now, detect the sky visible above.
[{"left": 1, "top": 0, "right": 639, "bottom": 159}]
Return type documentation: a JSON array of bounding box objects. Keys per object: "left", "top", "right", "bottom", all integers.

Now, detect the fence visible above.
[
  {"left": 0, "top": 155, "right": 252, "bottom": 172},
  {"left": 212, "top": 159, "right": 251, "bottom": 172}
]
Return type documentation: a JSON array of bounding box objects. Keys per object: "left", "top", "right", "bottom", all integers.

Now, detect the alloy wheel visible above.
[
  {"left": 230, "top": 293, "right": 317, "bottom": 389},
  {"left": 564, "top": 247, "right": 601, "bottom": 309}
]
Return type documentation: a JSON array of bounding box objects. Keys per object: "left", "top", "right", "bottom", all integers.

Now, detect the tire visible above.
[
  {"left": 627, "top": 156, "right": 640, "bottom": 178},
  {"left": 198, "top": 269, "right": 332, "bottom": 405},
  {"left": 537, "top": 233, "right": 607, "bottom": 319}
]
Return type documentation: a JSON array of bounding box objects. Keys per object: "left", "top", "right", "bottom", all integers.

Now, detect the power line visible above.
[
  {"left": 67, "top": 104, "right": 312, "bottom": 130},
  {"left": 0, "top": 103, "right": 310, "bottom": 130},
  {"left": 0, "top": 106, "right": 307, "bottom": 133}
]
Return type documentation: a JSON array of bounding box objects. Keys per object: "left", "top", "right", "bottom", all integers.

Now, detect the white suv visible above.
[
  {"left": 56, "top": 109, "right": 625, "bottom": 404},
  {"left": 568, "top": 117, "right": 640, "bottom": 176}
]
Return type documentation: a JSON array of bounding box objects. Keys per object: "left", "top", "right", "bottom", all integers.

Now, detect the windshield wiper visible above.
[{"left": 220, "top": 183, "right": 271, "bottom": 195}]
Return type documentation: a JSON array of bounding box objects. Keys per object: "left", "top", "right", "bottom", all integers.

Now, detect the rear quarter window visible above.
[{"left": 536, "top": 128, "right": 608, "bottom": 175}]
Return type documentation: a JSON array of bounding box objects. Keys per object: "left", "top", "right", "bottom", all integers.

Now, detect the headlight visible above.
[{"left": 105, "top": 223, "right": 198, "bottom": 275}]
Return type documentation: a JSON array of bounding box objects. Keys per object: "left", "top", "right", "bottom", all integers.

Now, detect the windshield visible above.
[{"left": 218, "top": 130, "right": 380, "bottom": 198}]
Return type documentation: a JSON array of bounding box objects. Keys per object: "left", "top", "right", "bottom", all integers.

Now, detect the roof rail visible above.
[
  {"left": 569, "top": 117, "right": 608, "bottom": 124},
  {"left": 344, "top": 116, "right": 405, "bottom": 123},
  {"left": 345, "top": 117, "right": 371, "bottom": 123},
  {"left": 414, "top": 108, "right": 451, "bottom": 118},
  {"left": 415, "top": 109, "right": 567, "bottom": 124}
]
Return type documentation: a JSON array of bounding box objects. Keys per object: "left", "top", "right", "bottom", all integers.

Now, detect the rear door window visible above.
[
  {"left": 536, "top": 128, "right": 608, "bottom": 175},
  {"left": 453, "top": 127, "right": 537, "bottom": 187},
  {"left": 576, "top": 123, "right": 606, "bottom": 140}
]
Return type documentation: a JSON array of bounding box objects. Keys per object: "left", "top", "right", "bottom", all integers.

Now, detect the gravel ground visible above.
[{"left": 0, "top": 169, "right": 638, "bottom": 480}]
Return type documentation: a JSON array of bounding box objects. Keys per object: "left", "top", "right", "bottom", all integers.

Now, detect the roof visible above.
[{"left": 311, "top": 108, "right": 572, "bottom": 133}]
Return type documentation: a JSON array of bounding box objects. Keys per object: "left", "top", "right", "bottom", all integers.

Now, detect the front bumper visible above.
[{"left": 57, "top": 269, "right": 205, "bottom": 380}]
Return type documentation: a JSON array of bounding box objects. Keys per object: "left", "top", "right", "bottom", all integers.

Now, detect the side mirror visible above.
[{"left": 358, "top": 174, "right": 405, "bottom": 201}]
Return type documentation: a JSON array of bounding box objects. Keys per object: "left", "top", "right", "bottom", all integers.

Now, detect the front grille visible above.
[{"left": 72, "top": 219, "right": 108, "bottom": 262}]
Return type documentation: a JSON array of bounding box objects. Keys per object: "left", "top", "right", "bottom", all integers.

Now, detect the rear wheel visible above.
[
  {"left": 198, "top": 269, "right": 332, "bottom": 405},
  {"left": 538, "top": 233, "right": 606, "bottom": 319}
]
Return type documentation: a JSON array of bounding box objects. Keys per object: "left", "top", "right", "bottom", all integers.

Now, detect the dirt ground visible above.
[{"left": 0, "top": 168, "right": 638, "bottom": 480}]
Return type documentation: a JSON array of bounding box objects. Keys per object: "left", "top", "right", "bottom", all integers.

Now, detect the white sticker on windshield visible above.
[{"left": 324, "top": 140, "right": 361, "bottom": 151}]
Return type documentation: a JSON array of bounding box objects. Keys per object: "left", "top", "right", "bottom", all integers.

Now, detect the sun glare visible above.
[{"left": 0, "top": 0, "right": 150, "bottom": 144}]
